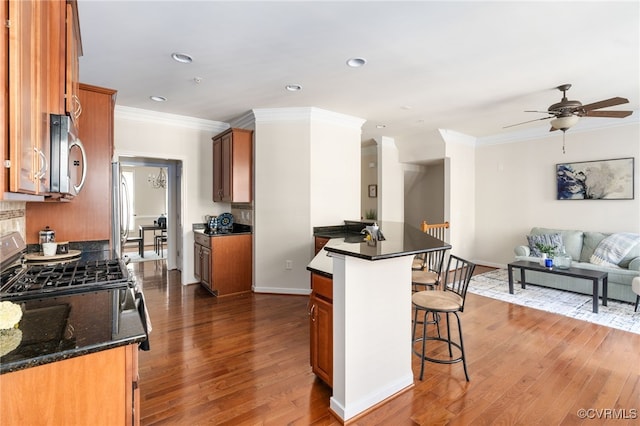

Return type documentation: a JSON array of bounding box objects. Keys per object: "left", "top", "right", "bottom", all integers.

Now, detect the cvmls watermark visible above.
[{"left": 577, "top": 408, "right": 638, "bottom": 420}]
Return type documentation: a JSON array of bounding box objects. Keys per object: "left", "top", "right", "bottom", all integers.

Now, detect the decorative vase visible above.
[{"left": 554, "top": 249, "right": 572, "bottom": 269}]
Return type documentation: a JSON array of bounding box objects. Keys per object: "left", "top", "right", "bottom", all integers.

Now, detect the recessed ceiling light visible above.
[
  {"left": 150, "top": 96, "right": 167, "bottom": 102},
  {"left": 346, "top": 57, "right": 367, "bottom": 67},
  {"left": 285, "top": 84, "right": 302, "bottom": 92},
  {"left": 171, "top": 52, "right": 193, "bottom": 63}
]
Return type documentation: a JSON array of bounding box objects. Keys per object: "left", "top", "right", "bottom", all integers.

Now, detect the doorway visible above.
[{"left": 116, "top": 157, "right": 183, "bottom": 271}]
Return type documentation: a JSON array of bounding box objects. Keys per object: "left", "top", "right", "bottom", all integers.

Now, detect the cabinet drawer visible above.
[
  {"left": 311, "top": 273, "right": 332, "bottom": 300},
  {"left": 194, "top": 232, "right": 211, "bottom": 248}
]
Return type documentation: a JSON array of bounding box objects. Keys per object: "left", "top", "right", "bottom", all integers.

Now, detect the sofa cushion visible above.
[
  {"left": 581, "top": 232, "right": 609, "bottom": 262},
  {"left": 530, "top": 227, "right": 583, "bottom": 261},
  {"left": 527, "top": 233, "right": 563, "bottom": 257}
]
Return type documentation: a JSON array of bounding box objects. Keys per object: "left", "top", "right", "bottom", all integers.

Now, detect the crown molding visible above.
[{"left": 114, "top": 106, "right": 229, "bottom": 133}]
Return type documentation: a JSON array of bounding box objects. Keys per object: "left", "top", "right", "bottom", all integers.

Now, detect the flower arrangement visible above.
[{"left": 0, "top": 301, "right": 23, "bottom": 330}]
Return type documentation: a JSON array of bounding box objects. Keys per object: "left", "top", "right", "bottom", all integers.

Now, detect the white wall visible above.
[
  {"left": 114, "top": 107, "right": 228, "bottom": 284},
  {"left": 252, "top": 108, "right": 363, "bottom": 294},
  {"left": 377, "top": 137, "right": 405, "bottom": 222},
  {"left": 442, "top": 130, "right": 477, "bottom": 260},
  {"left": 474, "top": 122, "right": 640, "bottom": 268}
]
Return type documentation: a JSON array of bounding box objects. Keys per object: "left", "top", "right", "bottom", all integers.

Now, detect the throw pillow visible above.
[
  {"left": 590, "top": 233, "right": 640, "bottom": 267},
  {"left": 527, "top": 233, "right": 563, "bottom": 257}
]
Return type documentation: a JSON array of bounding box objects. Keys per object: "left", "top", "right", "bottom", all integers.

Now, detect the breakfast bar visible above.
[{"left": 308, "top": 222, "right": 451, "bottom": 422}]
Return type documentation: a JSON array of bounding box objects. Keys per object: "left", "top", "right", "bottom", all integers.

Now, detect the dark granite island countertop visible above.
[
  {"left": 322, "top": 221, "right": 451, "bottom": 261},
  {"left": 0, "top": 289, "right": 147, "bottom": 374}
]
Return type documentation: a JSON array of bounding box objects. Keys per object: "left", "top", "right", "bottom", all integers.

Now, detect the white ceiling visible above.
[{"left": 77, "top": 0, "right": 639, "bottom": 148}]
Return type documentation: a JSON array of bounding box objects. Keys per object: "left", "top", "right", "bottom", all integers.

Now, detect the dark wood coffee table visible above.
[{"left": 507, "top": 260, "right": 608, "bottom": 313}]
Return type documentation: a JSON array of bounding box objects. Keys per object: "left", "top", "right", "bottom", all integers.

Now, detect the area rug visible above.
[
  {"left": 123, "top": 251, "right": 166, "bottom": 263},
  {"left": 468, "top": 269, "right": 640, "bottom": 335}
]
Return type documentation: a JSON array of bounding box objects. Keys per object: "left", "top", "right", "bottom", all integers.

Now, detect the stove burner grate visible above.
[{"left": 1, "top": 259, "right": 131, "bottom": 301}]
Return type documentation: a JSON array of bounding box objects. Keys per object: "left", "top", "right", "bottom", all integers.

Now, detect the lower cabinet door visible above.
[{"left": 310, "top": 294, "right": 333, "bottom": 387}]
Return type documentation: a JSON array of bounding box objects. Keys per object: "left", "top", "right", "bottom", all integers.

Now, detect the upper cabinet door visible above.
[
  {"left": 7, "top": 0, "right": 45, "bottom": 194},
  {"left": 211, "top": 128, "right": 253, "bottom": 203},
  {"left": 65, "top": 2, "right": 82, "bottom": 126}
]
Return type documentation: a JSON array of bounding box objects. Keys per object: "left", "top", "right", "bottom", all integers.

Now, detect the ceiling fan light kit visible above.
[
  {"left": 505, "top": 83, "right": 633, "bottom": 153},
  {"left": 550, "top": 114, "right": 580, "bottom": 131}
]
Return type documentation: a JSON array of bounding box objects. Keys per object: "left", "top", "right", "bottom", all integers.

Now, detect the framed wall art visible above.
[
  {"left": 556, "top": 157, "right": 634, "bottom": 200},
  {"left": 368, "top": 184, "right": 377, "bottom": 198}
]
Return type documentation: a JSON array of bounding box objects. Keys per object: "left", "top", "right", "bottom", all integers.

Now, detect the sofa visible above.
[{"left": 514, "top": 227, "right": 640, "bottom": 304}]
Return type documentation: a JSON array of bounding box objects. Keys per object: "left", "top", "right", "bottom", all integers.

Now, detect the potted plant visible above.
[{"left": 535, "top": 242, "right": 557, "bottom": 265}]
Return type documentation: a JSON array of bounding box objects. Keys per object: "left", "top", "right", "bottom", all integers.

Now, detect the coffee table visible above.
[{"left": 507, "top": 260, "right": 608, "bottom": 313}]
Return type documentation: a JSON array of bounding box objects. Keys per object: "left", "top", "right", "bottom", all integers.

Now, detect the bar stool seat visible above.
[{"left": 413, "top": 290, "right": 463, "bottom": 311}]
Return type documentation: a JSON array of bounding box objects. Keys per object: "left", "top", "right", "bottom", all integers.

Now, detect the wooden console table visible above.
[{"left": 507, "top": 260, "right": 608, "bottom": 313}]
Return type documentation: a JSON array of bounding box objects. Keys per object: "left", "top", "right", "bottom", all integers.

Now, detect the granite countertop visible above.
[
  {"left": 0, "top": 289, "right": 147, "bottom": 374},
  {"left": 308, "top": 221, "right": 451, "bottom": 276},
  {"left": 193, "top": 223, "right": 252, "bottom": 236}
]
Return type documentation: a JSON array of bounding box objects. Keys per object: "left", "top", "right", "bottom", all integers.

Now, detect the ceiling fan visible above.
[{"left": 505, "top": 84, "right": 633, "bottom": 132}]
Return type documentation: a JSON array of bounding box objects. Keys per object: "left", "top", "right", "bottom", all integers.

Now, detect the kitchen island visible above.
[
  {"left": 308, "top": 221, "right": 451, "bottom": 422},
  {"left": 0, "top": 288, "right": 147, "bottom": 425}
]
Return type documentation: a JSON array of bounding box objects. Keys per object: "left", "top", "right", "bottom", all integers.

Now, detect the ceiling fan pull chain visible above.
[{"left": 562, "top": 131, "right": 566, "bottom": 154}]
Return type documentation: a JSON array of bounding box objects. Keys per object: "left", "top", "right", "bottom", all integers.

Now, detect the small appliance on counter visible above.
[{"left": 39, "top": 226, "right": 55, "bottom": 254}]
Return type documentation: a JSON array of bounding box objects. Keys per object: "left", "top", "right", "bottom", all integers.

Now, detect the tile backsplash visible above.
[{"left": 0, "top": 201, "right": 26, "bottom": 239}]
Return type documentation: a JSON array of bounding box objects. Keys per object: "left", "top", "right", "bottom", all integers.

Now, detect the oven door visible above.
[{"left": 50, "top": 114, "right": 87, "bottom": 198}]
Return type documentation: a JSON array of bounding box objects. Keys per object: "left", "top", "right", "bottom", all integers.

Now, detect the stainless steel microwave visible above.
[{"left": 50, "top": 114, "right": 87, "bottom": 197}]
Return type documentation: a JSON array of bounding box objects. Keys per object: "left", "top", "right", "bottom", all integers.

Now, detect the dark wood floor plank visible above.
[{"left": 129, "top": 261, "right": 640, "bottom": 425}]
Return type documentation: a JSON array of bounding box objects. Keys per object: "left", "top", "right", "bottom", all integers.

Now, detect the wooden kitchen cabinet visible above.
[
  {"left": 25, "top": 84, "right": 116, "bottom": 244},
  {"left": 194, "top": 232, "right": 212, "bottom": 290},
  {"left": 4, "top": 0, "right": 81, "bottom": 198},
  {"left": 65, "top": 2, "right": 82, "bottom": 125},
  {"left": 309, "top": 272, "right": 333, "bottom": 387},
  {"left": 212, "top": 128, "right": 253, "bottom": 203},
  {"left": 194, "top": 232, "right": 252, "bottom": 296},
  {"left": 6, "top": 0, "right": 49, "bottom": 195},
  {"left": 0, "top": 344, "right": 140, "bottom": 426}
]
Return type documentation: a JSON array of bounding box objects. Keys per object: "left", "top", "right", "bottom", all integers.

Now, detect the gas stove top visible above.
[
  {"left": 1, "top": 258, "right": 131, "bottom": 301},
  {"left": 1, "top": 233, "right": 132, "bottom": 302},
  {"left": 0, "top": 231, "right": 133, "bottom": 301}
]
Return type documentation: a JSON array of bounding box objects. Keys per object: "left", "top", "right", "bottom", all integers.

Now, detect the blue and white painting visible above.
[{"left": 557, "top": 158, "right": 634, "bottom": 200}]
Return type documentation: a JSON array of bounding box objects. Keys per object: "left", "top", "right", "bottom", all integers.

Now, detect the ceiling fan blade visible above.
[
  {"left": 583, "top": 110, "right": 633, "bottom": 118},
  {"left": 581, "top": 97, "right": 629, "bottom": 111},
  {"left": 503, "top": 115, "right": 552, "bottom": 129}
]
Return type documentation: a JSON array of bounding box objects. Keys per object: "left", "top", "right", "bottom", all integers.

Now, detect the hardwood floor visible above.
[{"left": 131, "top": 261, "right": 640, "bottom": 425}]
